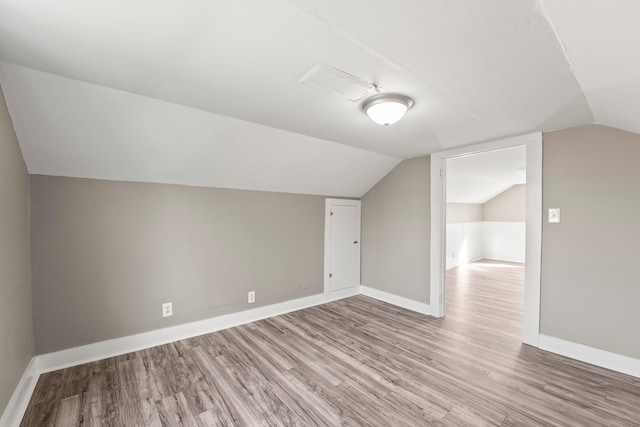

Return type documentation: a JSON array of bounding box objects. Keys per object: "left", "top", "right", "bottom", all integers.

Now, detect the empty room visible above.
[{"left": 2, "top": 1, "right": 640, "bottom": 426}]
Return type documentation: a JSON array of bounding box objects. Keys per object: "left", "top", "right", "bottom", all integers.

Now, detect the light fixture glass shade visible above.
[{"left": 362, "top": 94, "right": 414, "bottom": 126}]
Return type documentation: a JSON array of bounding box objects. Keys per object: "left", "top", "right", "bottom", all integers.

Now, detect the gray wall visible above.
[
  {"left": 0, "top": 86, "right": 33, "bottom": 414},
  {"left": 483, "top": 184, "right": 525, "bottom": 222},
  {"left": 541, "top": 125, "right": 640, "bottom": 359},
  {"left": 446, "top": 203, "right": 482, "bottom": 224},
  {"left": 30, "top": 176, "right": 328, "bottom": 353},
  {"left": 361, "top": 156, "right": 430, "bottom": 303},
  {"left": 20, "top": 122, "right": 640, "bottom": 369}
]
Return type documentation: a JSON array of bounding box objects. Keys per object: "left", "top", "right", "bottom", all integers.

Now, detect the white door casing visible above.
[
  {"left": 324, "top": 199, "right": 361, "bottom": 293},
  {"left": 430, "top": 133, "right": 542, "bottom": 347}
]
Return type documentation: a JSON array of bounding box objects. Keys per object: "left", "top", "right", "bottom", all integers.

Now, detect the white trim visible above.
[
  {"left": 324, "top": 198, "right": 361, "bottom": 294},
  {"left": 5, "top": 289, "right": 640, "bottom": 425},
  {"left": 430, "top": 156, "right": 446, "bottom": 315},
  {"left": 1, "top": 288, "right": 358, "bottom": 425},
  {"left": 430, "top": 133, "right": 542, "bottom": 347},
  {"left": 324, "top": 198, "right": 332, "bottom": 293},
  {"left": 0, "top": 358, "right": 40, "bottom": 427},
  {"left": 523, "top": 140, "right": 542, "bottom": 346},
  {"left": 36, "top": 287, "right": 359, "bottom": 374},
  {"left": 539, "top": 335, "right": 640, "bottom": 379},
  {"left": 360, "top": 286, "right": 431, "bottom": 315}
]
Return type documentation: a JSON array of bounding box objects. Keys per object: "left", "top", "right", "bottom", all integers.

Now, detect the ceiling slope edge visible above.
[
  {"left": 536, "top": 0, "right": 596, "bottom": 124},
  {"left": 0, "top": 62, "right": 401, "bottom": 198}
]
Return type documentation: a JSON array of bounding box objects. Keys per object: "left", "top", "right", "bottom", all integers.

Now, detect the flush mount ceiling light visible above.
[{"left": 362, "top": 93, "right": 414, "bottom": 126}]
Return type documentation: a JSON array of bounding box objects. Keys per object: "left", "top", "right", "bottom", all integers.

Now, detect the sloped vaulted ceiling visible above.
[
  {"left": 539, "top": 0, "right": 640, "bottom": 136},
  {"left": 0, "top": 0, "right": 634, "bottom": 196}
]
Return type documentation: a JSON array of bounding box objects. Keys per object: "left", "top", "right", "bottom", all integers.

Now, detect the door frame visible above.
[
  {"left": 429, "top": 133, "right": 542, "bottom": 347},
  {"left": 324, "top": 198, "right": 362, "bottom": 294}
]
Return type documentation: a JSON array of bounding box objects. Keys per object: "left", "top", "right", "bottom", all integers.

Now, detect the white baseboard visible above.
[
  {"left": 7, "top": 289, "right": 640, "bottom": 426},
  {"left": 539, "top": 334, "right": 640, "bottom": 379},
  {"left": 2, "top": 287, "right": 359, "bottom": 425},
  {"left": 37, "top": 287, "right": 360, "bottom": 373},
  {"left": 0, "top": 358, "right": 40, "bottom": 427},
  {"left": 360, "top": 285, "right": 431, "bottom": 316}
]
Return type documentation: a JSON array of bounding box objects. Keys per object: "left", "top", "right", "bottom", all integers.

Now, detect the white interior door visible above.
[{"left": 325, "top": 199, "right": 361, "bottom": 292}]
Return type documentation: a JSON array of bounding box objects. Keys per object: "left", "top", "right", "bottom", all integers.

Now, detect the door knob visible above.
[{"left": 354, "top": 241, "right": 359, "bottom": 244}]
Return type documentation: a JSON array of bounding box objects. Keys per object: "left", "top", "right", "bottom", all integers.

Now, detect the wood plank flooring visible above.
[{"left": 21, "top": 260, "right": 640, "bottom": 426}]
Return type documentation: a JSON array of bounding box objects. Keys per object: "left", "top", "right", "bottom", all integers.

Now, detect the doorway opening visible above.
[
  {"left": 444, "top": 146, "right": 526, "bottom": 336},
  {"left": 430, "top": 133, "right": 542, "bottom": 347}
]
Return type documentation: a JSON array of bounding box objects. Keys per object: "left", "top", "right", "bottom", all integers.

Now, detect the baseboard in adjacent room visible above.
[
  {"left": 539, "top": 334, "right": 640, "bottom": 379},
  {"left": 360, "top": 285, "right": 431, "bottom": 316}
]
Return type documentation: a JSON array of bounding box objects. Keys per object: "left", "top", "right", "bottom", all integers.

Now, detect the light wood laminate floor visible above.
[{"left": 21, "top": 260, "right": 640, "bottom": 426}]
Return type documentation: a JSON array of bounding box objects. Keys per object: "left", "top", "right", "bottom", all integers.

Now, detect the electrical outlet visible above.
[
  {"left": 162, "top": 302, "right": 173, "bottom": 317},
  {"left": 248, "top": 291, "right": 256, "bottom": 304}
]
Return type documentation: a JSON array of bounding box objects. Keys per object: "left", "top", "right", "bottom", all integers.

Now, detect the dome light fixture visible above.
[{"left": 362, "top": 93, "right": 414, "bottom": 126}]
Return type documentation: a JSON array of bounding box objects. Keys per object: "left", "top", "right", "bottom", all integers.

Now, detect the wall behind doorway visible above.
[
  {"left": 482, "top": 184, "right": 526, "bottom": 263},
  {"left": 446, "top": 184, "right": 526, "bottom": 268},
  {"left": 483, "top": 184, "right": 525, "bottom": 222}
]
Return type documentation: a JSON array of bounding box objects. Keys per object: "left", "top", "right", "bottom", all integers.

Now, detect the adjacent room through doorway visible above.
[{"left": 444, "top": 146, "right": 527, "bottom": 329}]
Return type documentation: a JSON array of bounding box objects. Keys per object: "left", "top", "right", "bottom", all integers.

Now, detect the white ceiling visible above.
[
  {"left": 539, "top": 0, "right": 640, "bottom": 135},
  {"left": 0, "top": 0, "right": 635, "bottom": 196},
  {"left": 447, "top": 146, "right": 526, "bottom": 204},
  {"left": 0, "top": 63, "right": 398, "bottom": 197}
]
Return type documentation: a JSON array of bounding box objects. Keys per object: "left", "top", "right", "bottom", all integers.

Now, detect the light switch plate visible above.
[{"left": 548, "top": 208, "right": 560, "bottom": 223}]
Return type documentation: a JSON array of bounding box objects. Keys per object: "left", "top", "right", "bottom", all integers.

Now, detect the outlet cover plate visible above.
[{"left": 162, "top": 302, "right": 173, "bottom": 317}]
